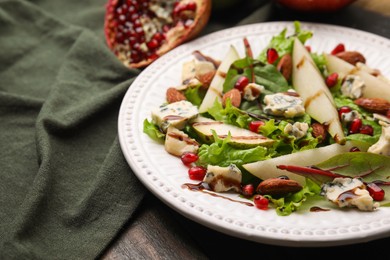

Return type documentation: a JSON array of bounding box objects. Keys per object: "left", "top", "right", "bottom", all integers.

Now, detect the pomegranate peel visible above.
[{"left": 104, "top": 0, "right": 212, "bottom": 69}]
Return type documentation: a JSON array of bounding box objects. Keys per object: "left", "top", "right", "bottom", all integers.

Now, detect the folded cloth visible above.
[{"left": 0, "top": 0, "right": 146, "bottom": 259}]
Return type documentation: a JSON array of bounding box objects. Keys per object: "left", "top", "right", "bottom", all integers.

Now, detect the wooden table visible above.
[
  {"left": 355, "top": 0, "right": 390, "bottom": 16},
  {"left": 101, "top": 1, "right": 389, "bottom": 259}
]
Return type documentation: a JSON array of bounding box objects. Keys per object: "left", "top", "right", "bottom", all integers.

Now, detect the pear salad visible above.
[{"left": 143, "top": 22, "right": 390, "bottom": 216}]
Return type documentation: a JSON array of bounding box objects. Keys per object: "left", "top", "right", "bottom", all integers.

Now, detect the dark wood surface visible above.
[{"left": 100, "top": 1, "right": 390, "bottom": 259}]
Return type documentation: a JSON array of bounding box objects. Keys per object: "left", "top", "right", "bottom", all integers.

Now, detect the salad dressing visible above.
[{"left": 182, "top": 182, "right": 254, "bottom": 207}]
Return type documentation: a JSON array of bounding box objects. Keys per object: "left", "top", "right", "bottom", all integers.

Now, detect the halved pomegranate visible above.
[{"left": 104, "top": 0, "right": 212, "bottom": 69}]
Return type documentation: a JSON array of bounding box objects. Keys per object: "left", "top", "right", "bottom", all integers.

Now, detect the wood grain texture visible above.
[
  {"left": 353, "top": 0, "right": 390, "bottom": 16},
  {"left": 100, "top": 195, "right": 208, "bottom": 260}
]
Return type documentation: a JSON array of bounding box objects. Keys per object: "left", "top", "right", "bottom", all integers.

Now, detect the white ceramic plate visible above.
[{"left": 118, "top": 21, "right": 390, "bottom": 247}]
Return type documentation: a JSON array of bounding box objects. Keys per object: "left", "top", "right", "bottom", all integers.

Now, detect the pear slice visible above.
[
  {"left": 191, "top": 118, "right": 274, "bottom": 148},
  {"left": 325, "top": 54, "right": 390, "bottom": 101},
  {"left": 198, "top": 45, "right": 240, "bottom": 113},
  {"left": 242, "top": 141, "right": 369, "bottom": 185},
  {"left": 292, "top": 38, "right": 345, "bottom": 144}
]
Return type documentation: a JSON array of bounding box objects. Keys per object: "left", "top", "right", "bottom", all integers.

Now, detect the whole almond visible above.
[
  {"left": 197, "top": 71, "right": 216, "bottom": 88},
  {"left": 354, "top": 97, "right": 390, "bottom": 114},
  {"left": 166, "top": 87, "right": 186, "bottom": 103},
  {"left": 335, "top": 51, "right": 366, "bottom": 65},
  {"left": 222, "top": 88, "right": 241, "bottom": 108},
  {"left": 276, "top": 54, "right": 292, "bottom": 81},
  {"left": 256, "top": 178, "right": 302, "bottom": 196},
  {"left": 311, "top": 122, "right": 327, "bottom": 143}
]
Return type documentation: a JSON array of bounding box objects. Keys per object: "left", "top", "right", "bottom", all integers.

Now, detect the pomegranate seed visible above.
[
  {"left": 349, "top": 147, "right": 360, "bottom": 152},
  {"left": 186, "top": 2, "right": 197, "bottom": 11},
  {"left": 124, "top": 29, "right": 132, "bottom": 38},
  {"left": 147, "top": 39, "right": 159, "bottom": 49},
  {"left": 338, "top": 106, "right": 352, "bottom": 119},
  {"left": 266, "top": 48, "right": 279, "bottom": 64},
  {"left": 249, "top": 121, "right": 264, "bottom": 133},
  {"left": 153, "top": 32, "right": 165, "bottom": 42},
  {"left": 325, "top": 72, "right": 338, "bottom": 88},
  {"left": 366, "top": 182, "right": 385, "bottom": 201},
  {"left": 130, "top": 13, "right": 139, "bottom": 22},
  {"left": 139, "top": 35, "right": 146, "bottom": 43},
  {"left": 130, "top": 50, "right": 141, "bottom": 62},
  {"left": 241, "top": 184, "right": 255, "bottom": 197},
  {"left": 116, "top": 7, "right": 125, "bottom": 15},
  {"left": 130, "top": 0, "right": 139, "bottom": 9},
  {"left": 141, "top": 1, "right": 149, "bottom": 8},
  {"left": 128, "top": 29, "right": 138, "bottom": 37},
  {"left": 331, "top": 43, "right": 345, "bottom": 55},
  {"left": 129, "top": 36, "right": 138, "bottom": 45},
  {"left": 135, "top": 26, "right": 144, "bottom": 35},
  {"left": 181, "top": 152, "right": 199, "bottom": 165},
  {"left": 133, "top": 18, "right": 142, "bottom": 27},
  {"left": 173, "top": 5, "right": 182, "bottom": 16},
  {"left": 128, "top": 5, "right": 136, "bottom": 15},
  {"left": 188, "top": 166, "right": 207, "bottom": 181},
  {"left": 132, "top": 42, "right": 141, "bottom": 51},
  {"left": 253, "top": 195, "right": 269, "bottom": 210},
  {"left": 234, "top": 76, "right": 249, "bottom": 91},
  {"left": 359, "top": 125, "right": 374, "bottom": 136},
  {"left": 349, "top": 118, "right": 362, "bottom": 134},
  {"left": 115, "top": 32, "right": 126, "bottom": 44}
]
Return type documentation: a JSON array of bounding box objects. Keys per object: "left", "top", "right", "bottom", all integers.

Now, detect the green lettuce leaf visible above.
[
  {"left": 207, "top": 99, "right": 253, "bottom": 129},
  {"left": 197, "top": 131, "right": 270, "bottom": 168},
  {"left": 143, "top": 119, "right": 165, "bottom": 142},
  {"left": 223, "top": 57, "right": 289, "bottom": 94},
  {"left": 266, "top": 178, "right": 322, "bottom": 216},
  {"left": 184, "top": 85, "right": 205, "bottom": 106}
]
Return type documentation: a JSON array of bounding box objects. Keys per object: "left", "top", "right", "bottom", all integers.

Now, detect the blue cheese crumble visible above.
[
  {"left": 203, "top": 164, "right": 242, "bottom": 193},
  {"left": 263, "top": 92, "right": 305, "bottom": 118},
  {"left": 164, "top": 126, "right": 199, "bottom": 157},
  {"left": 321, "top": 177, "right": 379, "bottom": 211},
  {"left": 284, "top": 122, "right": 309, "bottom": 139},
  {"left": 368, "top": 120, "right": 390, "bottom": 155},
  {"left": 243, "top": 83, "right": 264, "bottom": 101},
  {"left": 341, "top": 75, "right": 365, "bottom": 99},
  {"left": 152, "top": 100, "right": 198, "bottom": 132}
]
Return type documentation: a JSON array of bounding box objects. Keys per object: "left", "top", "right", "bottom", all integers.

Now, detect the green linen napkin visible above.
[{"left": 0, "top": 0, "right": 146, "bottom": 259}]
